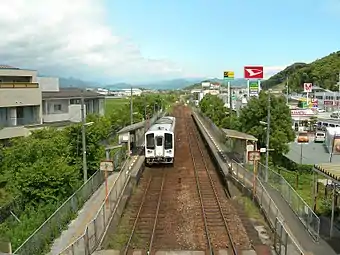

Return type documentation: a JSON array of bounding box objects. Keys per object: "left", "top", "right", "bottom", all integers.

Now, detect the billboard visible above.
[
  {"left": 201, "top": 82, "right": 210, "bottom": 88},
  {"left": 244, "top": 66, "right": 264, "bottom": 79},
  {"left": 249, "top": 81, "right": 259, "bottom": 96}
]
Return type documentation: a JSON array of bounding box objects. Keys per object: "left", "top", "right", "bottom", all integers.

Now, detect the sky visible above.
[{"left": 1, "top": 0, "right": 340, "bottom": 83}]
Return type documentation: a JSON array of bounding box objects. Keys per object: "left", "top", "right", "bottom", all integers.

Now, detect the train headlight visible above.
[{"left": 167, "top": 150, "right": 172, "bottom": 153}]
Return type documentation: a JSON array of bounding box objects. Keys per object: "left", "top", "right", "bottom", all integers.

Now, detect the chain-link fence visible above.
[
  {"left": 59, "top": 156, "right": 131, "bottom": 255},
  {"left": 255, "top": 163, "right": 320, "bottom": 241},
  {"left": 13, "top": 149, "right": 127, "bottom": 255},
  {"left": 230, "top": 162, "right": 306, "bottom": 255}
]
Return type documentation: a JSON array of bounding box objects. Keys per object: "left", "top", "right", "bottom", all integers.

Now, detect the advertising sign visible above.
[
  {"left": 201, "top": 82, "right": 210, "bottom": 88},
  {"left": 303, "top": 83, "right": 313, "bottom": 93},
  {"left": 223, "top": 71, "right": 235, "bottom": 80},
  {"left": 249, "top": 81, "right": 259, "bottom": 96},
  {"left": 332, "top": 135, "right": 340, "bottom": 155},
  {"left": 244, "top": 66, "right": 264, "bottom": 79}
]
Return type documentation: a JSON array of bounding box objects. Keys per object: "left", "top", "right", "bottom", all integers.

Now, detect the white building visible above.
[{"left": 0, "top": 65, "right": 105, "bottom": 140}]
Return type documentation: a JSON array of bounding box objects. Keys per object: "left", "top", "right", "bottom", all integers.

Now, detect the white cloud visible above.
[
  {"left": 264, "top": 65, "right": 287, "bottom": 79},
  {"left": 0, "top": 0, "right": 194, "bottom": 82}
]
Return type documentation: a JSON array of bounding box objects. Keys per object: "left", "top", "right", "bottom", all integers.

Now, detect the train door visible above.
[{"left": 155, "top": 136, "right": 164, "bottom": 157}]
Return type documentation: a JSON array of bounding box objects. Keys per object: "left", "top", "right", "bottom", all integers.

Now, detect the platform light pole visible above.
[
  {"left": 259, "top": 89, "right": 272, "bottom": 183},
  {"left": 81, "top": 93, "right": 94, "bottom": 184},
  {"left": 130, "top": 86, "right": 133, "bottom": 125}
]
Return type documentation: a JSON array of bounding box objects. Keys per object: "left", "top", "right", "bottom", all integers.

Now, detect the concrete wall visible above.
[
  {"left": 0, "top": 69, "right": 37, "bottom": 82},
  {"left": 38, "top": 77, "right": 59, "bottom": 92},
  {"left": 42, "top": 99, "right": 84, "bottom": 123},
  {"left": 0, "top": 88, "right": 42, "bottom": 108}
]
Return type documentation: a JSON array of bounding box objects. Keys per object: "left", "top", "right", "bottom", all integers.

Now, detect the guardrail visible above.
[
  {"left": 256, "top": 163, "right": 320, "bottom": 241},
  {"left": 14, "top": 149, "right": 127, "bottom": 255},
  {"left": 231, "top": 161, "right": 306, "bottom": 254}
]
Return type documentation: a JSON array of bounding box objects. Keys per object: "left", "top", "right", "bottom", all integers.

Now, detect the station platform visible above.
[
  {"left": 191, "top": 111, "right": 337, "bottom": 255},
  {"left": 48, "top": 155, "right": 145, "bottom": 255}
]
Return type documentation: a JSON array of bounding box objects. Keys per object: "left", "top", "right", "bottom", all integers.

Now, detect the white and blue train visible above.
[{"left": 145, "top": 116, "right": 176, "bottom": 165}]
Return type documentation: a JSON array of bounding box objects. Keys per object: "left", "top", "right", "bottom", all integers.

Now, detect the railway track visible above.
[
  {"left": 123, "top": 170, "right": 166, "bottom": 255},
  {"left": 185, "top": 115, "right": 238, "bottom": 255}
]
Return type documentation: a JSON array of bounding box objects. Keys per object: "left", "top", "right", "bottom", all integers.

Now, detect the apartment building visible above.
[
  {"left": 0, "top": 65, "right": 105, "bottom": 140},
  {"left": 0, "top": 65, "right": 42, "bottom": 139}
]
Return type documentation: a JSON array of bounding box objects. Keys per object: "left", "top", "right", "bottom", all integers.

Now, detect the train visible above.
[{"left": 144, "top": 116, "right": 176, "bottom": 165}]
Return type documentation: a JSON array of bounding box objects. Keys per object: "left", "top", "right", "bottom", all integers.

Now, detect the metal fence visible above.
[
  {"left": 14, "top": 149, "right": 127, "bottom": 255},
  {"left": 230, "top": 162, "right": 306, "bottom": 255},
  {"left": 59, "top": 155, "right": 131, "bottom": 255},
  {"left": 255, "top": 163, "right": 320, "bottom": 241}
]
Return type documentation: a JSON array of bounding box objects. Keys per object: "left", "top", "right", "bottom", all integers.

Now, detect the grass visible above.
[
  {"left": 271, "top": 167, "right": 331, "bottom": 215},
  {"left": 238, "top": 195, "right": 267, "bottom": 225},
  {"left": 105, "top": 98, "right": 129, "bottom": 116},
  {"left": 0, "top": 189, "right": 13, "bottom": 207}
]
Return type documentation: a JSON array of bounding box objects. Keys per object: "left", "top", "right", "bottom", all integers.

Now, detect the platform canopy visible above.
[
  {"left": 117, "top": 121, "right": 146, "bottom": 135},
  {"left": 222, "top": 128, "right": 258, "bottom": 142},
  {"left": 313, "top": 163, "right": 340, "bottom": 184}
]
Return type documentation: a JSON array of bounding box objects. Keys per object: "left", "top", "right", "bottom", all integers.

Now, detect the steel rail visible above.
[
  {"left": 188, "top": 115, "right": 238, "bottom": 255},
  {"left": 185, "top": 116, "right": 214, "bottom": 254}
]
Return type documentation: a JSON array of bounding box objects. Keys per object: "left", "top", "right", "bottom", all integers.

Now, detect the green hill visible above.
[{"left": 262, "top": 51, "right": 340, "bottom": 92}]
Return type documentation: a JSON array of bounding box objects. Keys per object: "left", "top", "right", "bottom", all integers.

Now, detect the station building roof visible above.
[
  {"left": 222, "top": 128, "right": 258, "bottom": 142},
  {"left": 313, "top": 163, "right": 340, "bottom": 183},
  {"left": 117, "top": 121, "right": 146, "bottom": 134}
]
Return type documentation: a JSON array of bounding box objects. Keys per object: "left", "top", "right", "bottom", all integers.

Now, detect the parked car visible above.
[
  {"left": 297, "top": 132, "right": 309, "bottom": 143},
  {"left": 317, "top": 108, "right": 326, "bottom": 113},
  {"left": 330, "top": 111, "right": 340, "bottom": 118},
  {"left": 315, "top": 132, "right": 326, "bottom": 143}
]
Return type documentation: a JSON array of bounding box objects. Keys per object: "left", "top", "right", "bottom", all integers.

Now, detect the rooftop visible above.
[
  {"left": 222, "top": 128, "right": 258, "bottom": 141},
  {"left": 0, "top": 65, "right": 19, "bottom": 69},
  {"left": 42, "top": 88, "right": 105, "bottom": 99},
  {"left": 314, "top": 163, "right": 340, "bottom": 183}
]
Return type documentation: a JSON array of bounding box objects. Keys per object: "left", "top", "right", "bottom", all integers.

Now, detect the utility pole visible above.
[
  {"left": 265, "top": 90, "right": 271, "bottom": 183},
  {"left": 130, "top": 86, "right": 133, "bottom": 125},
  {"left": 338, "top": 72, "right": 340, "bottom": 119},
  {"left": 286, "top": 77, "right": 289, "bottom": 105},
  {"left": 81, "top": 92, "right": 88, "bottom": 183}
]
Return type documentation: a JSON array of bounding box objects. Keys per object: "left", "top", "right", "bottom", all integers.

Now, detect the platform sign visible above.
[
  {"left": 100, "top": 160, "right": 114, "bottom": 208},
  {"left": 100, "top": 160, "right": 114, "bottom": 172},
  {"left": 248, "top": 151, "right": 261, "bottom": 161},
  {"left": 223, "top": 71, "right": 235, "bottom": 80}
]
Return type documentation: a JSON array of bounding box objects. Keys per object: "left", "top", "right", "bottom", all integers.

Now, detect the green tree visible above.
[
  {"left": 199, "top": 94, "right": 238, "bottom": 129},
  {"left": 236, "top": 92, "right": 295, "bottom": 162}
]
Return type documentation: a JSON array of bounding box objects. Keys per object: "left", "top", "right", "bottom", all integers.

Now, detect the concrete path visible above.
[{"left": 48, "top": 156, "right": 140, "bottom": 255}]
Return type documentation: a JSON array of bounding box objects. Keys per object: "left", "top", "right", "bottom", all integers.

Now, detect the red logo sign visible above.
[
  {"left": 244, "top": 66, "right": 264, "bottom": 79},
  {"left": 303, "top": 83, "right": 313, "bottom": 93}
]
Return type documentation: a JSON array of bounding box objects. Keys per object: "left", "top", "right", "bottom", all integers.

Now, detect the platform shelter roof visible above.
[
  {"left": 222, "top": 128, "right": 258, "bottom": 142},
  {"left": 117, "top": 121, "right": 145, "bottom": 134}
]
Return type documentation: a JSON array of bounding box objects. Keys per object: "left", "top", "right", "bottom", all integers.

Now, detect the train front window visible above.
[
  {"left": 164, "top": 133, "right": 172, "bottom": 149},
  {"left": 146, "top": 134, "right": 155, "bottom": 149},
  {"left": 156, "top": 137, "right": 163, "bottom": 146}
]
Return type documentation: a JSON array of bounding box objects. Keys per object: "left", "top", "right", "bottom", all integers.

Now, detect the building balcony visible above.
[
  {"left": 0, "top": 117, "right": 41, "bottom": 128},
  {"left": 0, "top": 82, "right": 39, "bottom": 89}
]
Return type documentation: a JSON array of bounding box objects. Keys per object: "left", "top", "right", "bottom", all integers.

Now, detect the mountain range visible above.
[{"left": 56, "top": 77, "right": 249, "bottom": 90}]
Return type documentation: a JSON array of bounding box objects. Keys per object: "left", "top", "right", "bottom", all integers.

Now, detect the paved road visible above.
[
  {"left": 286, "top": 141, "right": 340, "bottom": 164},
  {"left": 193, "top": 113, "right": 337, "bottom": 255}
]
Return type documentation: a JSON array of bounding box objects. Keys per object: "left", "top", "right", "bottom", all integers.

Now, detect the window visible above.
[
  {"left": 70, "top": 99, "right": 80, "bottom": 104},
  {"left": 156, "top": 137, "right": 163, "bottom": 146},
  {"left": 164, "top": 133, "right": 172, "bottom": 149},
  {"left": 54, "top": 104, "right": 62, "bottom": 112},
  {"left": 146, "top": 134, "right": 155, "bottom": 149}
]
